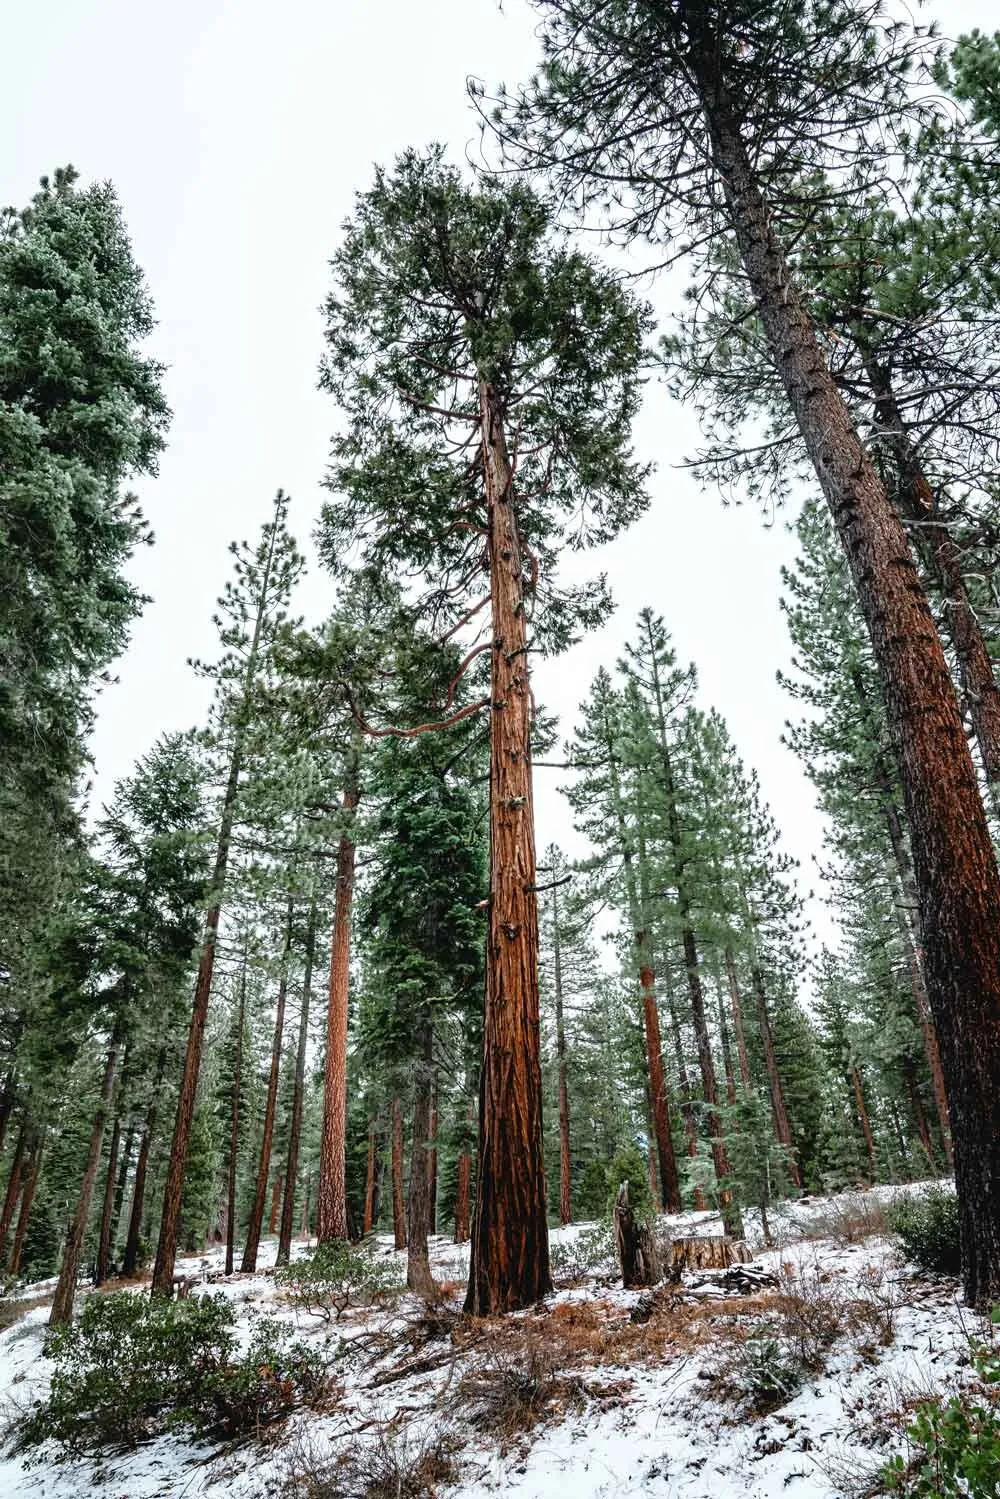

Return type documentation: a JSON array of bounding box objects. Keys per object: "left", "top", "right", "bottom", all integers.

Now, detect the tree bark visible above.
[
  {"left": 123, "top": 1049, "right": 166, "bottom": 1279},
  {"left": 0, "top": 1124, "right": 27, "bottom": 1262},
  {"left": 278, "top": 903, "right": 316, "bottom": 1267},
  {"left": 694, "top": 46, "right": 1000, "bottom": 1304},
  {"left": 110, "top": 1123, "right": 136, "bottom": 1251},
  {"left": 317, "top": 752, "right": 359, "bottom": 1244},
  {"left": 454, "top": 1097, "right": 472, "bottom": 1244},
  {"left": 666, "top": 988, "right": 707, "bottom": 1211},
  {"left": 268, "top": 1176, "right": 283, "bottom": 1236},
  {"left": 851, "top": 1063, "right": 878, "bottom": 1183},
  {"left": 391, "top": 1095, "right": 407, "bottom": 1251},
  {"left": 50, "top": 1017, "right": 123, "bottom": 1326},
  {"left": 94, "top": 1113, "right": 121, "bottom": 1285},
  {"left": 9, "top": 1131, "right": 43, "bottom": 1275},
  {"left": 551, "top": 877, "right": 573, "bottom": 1226},
  {"left": 716, "top": 976, "right": 738, "bottom": 1108},
  {"left": 406, "top": 1025, "right": 437, "bottom": 1295},
  {"left": 749, "top": 962, "right": 801, "bottom": 1189},
  {"left": 225, "top": 948, "right": 248, "bottom": 1277},
  {"left": 613, "top": 1181, "right": 660, "bottom": 1289},
  {"left": 465, "top": 380, "right": 551, "bottom": 1315},
  {"left": 0, "top": 1073, "right": 17, "bottom": 1156},
  {"left": 242, "top": 902, "right": 293, "bottom": 1272},
  {"left": 861, "top": 352, "right": 1000, "bottom": 785}
]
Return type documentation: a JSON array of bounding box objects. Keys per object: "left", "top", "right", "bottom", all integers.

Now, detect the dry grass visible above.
[
  {"left": 282, "top": 1423, "right": 461, "bottom": 1499},
  {"left": 798, "top": 1194, "right": 889, "bottom": 1247}
]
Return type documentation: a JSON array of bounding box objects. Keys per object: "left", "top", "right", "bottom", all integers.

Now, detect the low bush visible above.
[
  {"left": 881, "top": 1338, "right": 1000, "bottom": 1496},
  {"left": 887, "top": 1188, "right": 961, "bottom": 1276},
  {"left": 17, "top": 1291, "right": 325, "bottom": 1456},
  {"left": 458, "top": 1338, "right": 585, "bottom": 1443},
  {"left": 730, "top": 1332, "right": 804, "bottom": 1414},
  {"left": 549, "top": 1223, "right": 616, "bottom": 1283},
  {"left": 283, "top": 1423, "right": 461, "bottom": 1498},
  {"left": 275, "top": 1240, "right": 401, "bottom": 1322}
]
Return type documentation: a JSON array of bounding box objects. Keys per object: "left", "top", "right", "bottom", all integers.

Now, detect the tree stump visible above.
[
  {"left": 668, "top": 1235, "right": 750, "bottom": 1275},
  {"left": 613, "top": 1181, "right": 661, "bottom": 1288}
]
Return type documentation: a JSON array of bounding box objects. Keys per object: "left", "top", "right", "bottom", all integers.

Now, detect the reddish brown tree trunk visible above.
[
  {"left": 716, "top": 979, "right": 738, "bottom": 1107},
  {"left": 51, "top": 1018, "right": 123, "bottom": 1325},
  {"left": 695, "top": 53, "right": 1000, "bottom": 1303},
  {"left": 225, "top": 949, "right": 248, "bottom": 1277},
  {"left": 391, "top": 1095, "right": 406, "bottom": 1251},
  {"left": 644, "top": 1086, "right": 662, "bottom": 1213},
  {"left": 278, "top": 904, "right": 316, "bottom": 1267},
  {"left": 407, "top": 1026, "right": 437, "bottom": 1295},
  {"left": 362, "top": 1119, "right": 378, "bottom": 1235},
  {"left": 0, "top": 1125, "right": 27, "bottom": 1261},
  {"left": 683, "top": 926, "right": 742, "bottom": 1236},
  {"left": 242, "top": 907, "right": 293, "bottom": 1272},
  {"left": 465, "top": 381, "right": 551, "bottom": 1315},
  {"left": 454, "top": 1149, "right": 471, "bottom": 1244},
  {"left": 0, "top": 1073, "right": 17, "bottom": 1156},
  {"left": 110, "top": 1122, "right": 136, "bottom": 1251},
  {"left": 94, "top": 1113, "right": 121, "bottom": 1285},
  {"left": 268, "top": 1176, "right": 283, "bottom": 1236},
  {"left": 124, "top": 1049, "right": 165, "bottom": 1279},
  {"left": 317, "top": 755, "right": 359, "bottom": 1244},
  {"left": 9, "top": 1132, "right": 43, "bottom": 1275},
  {"left": 750, "top": 963, "right": 801, "bottom": 1189},
  {"left": 300, "top": 1172, "right": 311, "bottom": 1238}
]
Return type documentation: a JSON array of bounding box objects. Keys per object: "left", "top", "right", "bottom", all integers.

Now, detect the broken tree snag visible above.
[
  {"left": 613, "top": 1181, "right": 661, "bottom": 1289},
  {"left": 669, "top": 1236, "right": 750, "bottom": 1275}
]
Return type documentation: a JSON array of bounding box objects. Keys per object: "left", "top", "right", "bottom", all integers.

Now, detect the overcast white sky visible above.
[{"left": 6, "top": 0, "right": 994, "bottom": 962}]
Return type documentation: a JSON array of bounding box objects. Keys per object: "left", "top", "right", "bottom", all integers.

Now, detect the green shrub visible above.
[
  {"left": 274, "top": 1240, "right": 401, "bottom": 1322},
  {"left": 575, "top": 1159, "right": 611, "bottom": 1220},
  {"left": 549, "top": 1223, "right": 616, "bottom": 1282},
  {"left": 882, "top": 1338, "right": 1000, "bottom": 1496},
  {"left": 605, "top": 1144, "right": 654, "bottom": 1224},
  {"left": 18, "top": 1291, "right": 324, "bottom": 1456},
  {"left": 730, "top": 1332, "right": 804, "bottom": 1414},
  {"left": 888, "top": 1188, "right": 961, "bottom": 1276}
]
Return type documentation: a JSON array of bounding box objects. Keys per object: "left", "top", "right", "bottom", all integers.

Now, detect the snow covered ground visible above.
[{"left": 0, "top": 1181, "right": 983, "bottom": 1499}]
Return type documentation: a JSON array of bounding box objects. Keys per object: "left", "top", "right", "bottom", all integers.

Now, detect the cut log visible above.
[
  {"left": 613, "top": 1181, "right": 661, "bottom": 1289},
  {"left": 668, "top": 1235, "right": 751, "bottom": 1275}
]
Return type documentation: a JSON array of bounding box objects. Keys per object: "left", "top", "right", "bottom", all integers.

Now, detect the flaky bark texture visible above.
[
  {"left": 278, "top": 904, "right": 316, "bottom": 1267},
  {"left": 465, "top": 381, "right": 552, "bottom": 1316},
  {"left": 317, "top": 759, "right": 359, "bottom": 1244},
  {"left": 667, "top": 990, "right": 708, "bottom": 1212},
  {"left": 406, "top": 1026, "right": 437, "bottom": 1296},
  {"left": 51, "top": 1021, "right": 122, "bottom": 1326},
  {"left": 362, "top": 1121, "right": 378, "bottom": 1236},
  {"left": 391, "top": 1095, "right": 407, "bottom": 1251},
  {"left": 454, "top": 1099, "right": 472, "bottom": 1244},
  {"left": 242, "top": 913, "right": 292, "bottom": 1272},
  {"left": 551, "top": 880, "right": 573, "bottom": 1226},
  {"left": 691, "top": 34, "right": 1000, "bottom": 1303},
  {"left": 427, "top": 1089, "right": 438, "bottom": 1237}
]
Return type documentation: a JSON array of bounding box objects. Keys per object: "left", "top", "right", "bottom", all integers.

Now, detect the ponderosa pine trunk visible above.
[
  {"left": 406, "top": 1025, "right": 437, "bottom": 1296},
  {"left": 268, "top": 1177, "right": 282, "bottom": 1236},
  {"left": 278, "top": 903, "right": 316, "bottom": 1267},
  {"left": 749, "top": 961, "right": 801, "bottom": 1189},
  {"left": 465, "top": 380, "right": 551, "bottom": 1315},
  {"left": 604, "top": 720, "right": 682, "bottom": 1214},
  {"left": 152, "top": 747, "right": 242, "bottom": 1297},
  {"left": 0, "top": 1124, "right": 27, "bottom": 1261},
  {"left": 551, "top": 878, "right": 573, "bottom": 1226},
  {"left": 242, "top": 903, "right": 293, "bottom": 1272},
  {"left": 225, "top": 949, "right": 248, "bottom": 1276},
  {"left": 110, "top": 1122, "right": 136, "bottom": 1250},
  {"left": 666, "top": 987, "right": 707, "bottom": 1211},
  {"left": 455, "top": 1096, "right": 472, "bottom": 1244},
  {"left": 0, "top": 1073, "right": 16, "bottom": 1156},
  {"left": 861, "top": 352, "right": 1000, "bottom": 785},
  {"left": 51, "top": 1016, "right": 124, "bottom": 1326},
  {"left": 902, "top": 1054, "right": 936, "bottom": 1170},
  {"left": 391, "top": 1095, "right": 406, "bottom": 1251},
  {"left": 124, "top": 1049, "right": 165, "bottom": 1279},
  {"left": 94, "top": 1113, "right": 121, "bottom": 1285},
  {"left": 9, "top": 1132, "right": 43, "bottom": 1275},
  {"left": 716, "top": 978, "right": 738, "bottom": 1108},
  {"left": 850, "top": 666, "right": 954, "bottom": 1167},
  {"left": 692, "top": 41, "right": 1000, "bottom": 1304},
  {"left": 317, "top": 752, "right": 359, "bottom": 1244}
]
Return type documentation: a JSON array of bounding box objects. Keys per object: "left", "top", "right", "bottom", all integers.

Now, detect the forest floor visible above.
[{"left": 0, "top": 1181, "right": 984, "bottom": 1499}]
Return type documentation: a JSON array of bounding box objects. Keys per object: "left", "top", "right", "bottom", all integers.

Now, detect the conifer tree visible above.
[{"left": 319, "top": 148, "right": 649, "bottom": 1312}]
